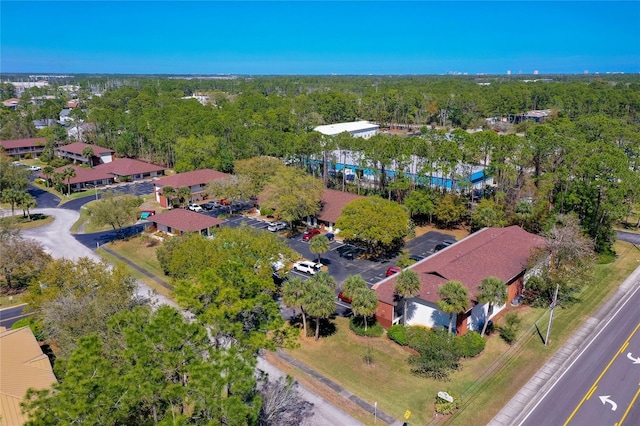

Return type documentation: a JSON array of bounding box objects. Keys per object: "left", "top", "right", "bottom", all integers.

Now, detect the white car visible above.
[
  {"left": 187, "top": 203, "right": 203, "bottom": 212},
  {"left": 293, "top": 260, "right": 322, "bottom": 275},
  {"left": 267, "top": 221, "right": 287, "bottom": 232},
  {"left": 28, "top": 165, "right": 41, "bottom": 171}
]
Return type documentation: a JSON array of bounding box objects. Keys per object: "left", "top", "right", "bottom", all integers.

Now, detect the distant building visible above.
[
  {"left": 2, "top": 98, "right": 19, "bottom": 110},
  {"left": 56, "top": 142, "right": 114, "bottom": 166},
  {"left": 314, "top": 121, "right": 379, "bottom": 139},
  {"left": 0, "top": 137, "right": 47, "bottom": 159},
  {"left": 153, "top": 169, "right": 231, "bottom": 207}
]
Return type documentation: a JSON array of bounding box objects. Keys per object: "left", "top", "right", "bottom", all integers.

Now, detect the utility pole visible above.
[{"left": 545, "top": 284, "right": 559, "bottom": 346}]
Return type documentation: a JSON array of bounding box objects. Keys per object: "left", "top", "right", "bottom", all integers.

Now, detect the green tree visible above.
[
  {"left": 41, "top": 165, "right": 54, "bottom": 187},
  {"left": 476, "top": 276, "right": 507, "bottom": 337},
  {"left": 470, "top": 198, "right": 507, "bottom": 231},
  {"left": 81, "top": 146, "right": 94, "bottom": 167},
  {"left": 282, "top": 276, "right": 311, "bottom": 337},
  {"left": 1, "top": 188, "right": 24, "bottom": 216},
  {"left": 341, "top": 274, "right": 367, "bottom": 301},
  {"left": 22, "top": 306, "right": 260, "bottom": 425},
  {"left": 25, "top": 257, "right": 137, "bottom": 358},
  {"left": 61, "top": 166, "right": 76, "bottom": 195},
  {"left": 304, "top": 278, "right": 335, "bottom": 341},
  {"left": 350, "top": 286, "right": 378, "bottom": 331},
  {"left": 87, "top": 190, "right": 143, "bottom": 238},
  {"left": 177, "top": 186, "right": 192, "bottom": 206},
  {"left": 394, "top": 270, "right": 421, "bottom": 326},
  {"left": 17, "top": 192, "right": 36, "bottom": 219},
  {"left": 309, "top": 234, "right": 330, "bottom": 263},
  {"left": 0, "top": 234, "right": 51, "bottom": 291},
  {"left": 260, "top": 167, "right": 323, "bottom": 225},
  {"left": 206, "top": 175, "right": 255, "bottom": 213},
  {"left": 234, "top": 156, "right": 286, "bottom": 194},
  {"left": 336, "top": 196, "right": 411, "bottom": 254},
  {"left": 404, "top": 189, "right": 437, "bottom": 224},
  {"left": 434, "top": 193, "right": 467, "bottom": 229},
  {"left": 437, "top": 280, "right": 470, "bottom": 334},
  {"left": 160, "top": 185, "right": 176, "bottom": 207}
]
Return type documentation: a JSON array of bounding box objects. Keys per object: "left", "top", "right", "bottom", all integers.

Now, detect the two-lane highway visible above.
[{"left": 519, "top": 282, "right": 640, "bottom": 426}]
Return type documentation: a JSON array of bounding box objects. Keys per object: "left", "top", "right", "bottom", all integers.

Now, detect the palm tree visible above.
[
  {"left": 42, "top": 165, "right": 54, "bottom": 187},
  {"left": 282, "top": 277, "right": 311, "bottom": 337},
  {"left": 341, "top": 274, "right": 367, "bottom": 301},
  {"left": 394, "top": 269, "right": 421, "bottom": 325},
  {"left": 82, "top": 146, "right": 95, "bottom": 167},
  {"left": 162, "top": 185, "right": 176, "bottom": 207},
  {"left": 309, "top": 235, "right": 330, "bottom": 263},
  {"left": 61, "top": 166, "right": 76, "bottom": 195},
  {"left": 437, "top": 280, "right": 470, "bottom": 334},
  {"left": 351, "top": 286, "right": 379, "bottom": 331},
  {"left": 17, "top": 193, "right": 36, "bottom": 220},
  {"left": 309, "top": 271, "right": 336, "bottom": 290},
  {"left": 177, "top": 186, "right": 192, "bottom": 207},
  {"left": 1, "top": 189, "right": 24, "bottom": 216},
  {"left": 476, "top": 276, "right": 507, "bottom": 337},
  {"left": 305, "top": 283, "right": 335, "bottom": 341}
]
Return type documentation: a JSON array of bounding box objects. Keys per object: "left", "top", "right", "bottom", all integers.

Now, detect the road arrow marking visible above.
[
  {"left": 627, "top": 352, "right": 640, "bottom": 364},
  {"left": 599, "top": 395, "right": 617, "bottom": 411}
]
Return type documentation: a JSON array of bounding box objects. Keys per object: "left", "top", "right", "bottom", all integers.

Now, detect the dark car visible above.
[
  {"left": 325, "top": 232, "right": 335, "bottom": 241},
  {"left": 302, "top": 228, "right": 321, "bottom": 241},
  {"left": 202, "top": 201, "right": 221, "bottom": 210},
  {"left": 410, "top": 254, "right": 425, "bottom": 262},
  {"left": 434, "top": 240, "right": 455, "bottom": 252}
]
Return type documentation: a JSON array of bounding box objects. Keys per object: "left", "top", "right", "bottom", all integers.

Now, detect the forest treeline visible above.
[{"left": 1, "top": 74, "right": 640, "bottom": 254}]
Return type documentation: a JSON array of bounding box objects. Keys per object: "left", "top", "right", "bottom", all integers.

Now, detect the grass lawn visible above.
[
  {"left": 97, "top": 236, "right": 174, "bottom": 300},
  {"left": 0, "top": 213, "right": 54, "bottom": 230},
  {"left": 0, "top": 293, "right": 25, "bottom": 307},
  {"left": 281, "top": 240, "right": 640, "bottom": 425}
]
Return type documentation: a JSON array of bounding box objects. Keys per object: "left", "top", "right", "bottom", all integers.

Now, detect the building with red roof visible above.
[
  {"left": 150, "top": 209, "right": 224, "bottom": 236},
  {"left": 0, "top": 138, "right": 47, "bottom": 159},
  {"left": 154, "top": 169, "right": 231, "bottom": 207},
  {"left": 373, "top": 226, "right": 544, "bottom": 335},
  {"left": 94, "top": 158, "right": 165, "bottom": 181},
  {"left": 56, "top": 142, "right": 114, "bottom": 167},
  {"left": 315, "top": 189, "right": 363, "bottom": 229}
]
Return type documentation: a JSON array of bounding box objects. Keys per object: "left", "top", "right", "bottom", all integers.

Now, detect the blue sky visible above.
[{"left": 1, "top": 1, "right": 639, "bottom": 75}]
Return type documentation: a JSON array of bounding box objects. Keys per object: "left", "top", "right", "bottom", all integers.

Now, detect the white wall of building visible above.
[{"left": 406, "top": 299, "right": 451, "bottom": 329}]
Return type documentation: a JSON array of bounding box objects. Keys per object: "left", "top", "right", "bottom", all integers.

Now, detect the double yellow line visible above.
[{"left": 564, "top": 322, "right": 640, "bottom": 426}]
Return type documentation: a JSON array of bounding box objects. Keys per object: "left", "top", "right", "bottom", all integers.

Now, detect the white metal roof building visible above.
[{"left": 314, "top": 121, "right": 379, "bottom": 139}]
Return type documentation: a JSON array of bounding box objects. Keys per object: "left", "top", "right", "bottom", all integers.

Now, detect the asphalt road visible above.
[
  {"left": 518, "top": 281, "right": 640, "bottom": 426},
  {"left": 617, "top": 230, "right": 640, "bottom": 246},
  {"left": 0, "top": 304, "right": 30, "bottom": 329}
]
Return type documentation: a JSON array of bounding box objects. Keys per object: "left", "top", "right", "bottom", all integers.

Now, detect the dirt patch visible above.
[{"left": 414, "top": 224, "right": 470, "bottom": 240}]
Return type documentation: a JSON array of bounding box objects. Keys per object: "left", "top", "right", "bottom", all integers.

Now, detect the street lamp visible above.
[{"left": 86, "top": 183, "right": 98, "bottom": 201}]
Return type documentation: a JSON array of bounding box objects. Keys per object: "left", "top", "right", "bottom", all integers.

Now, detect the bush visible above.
[
  {"left": 405, "top": 326, "right": 432, "bottom": 350},
  {"left": 499, "top": 327, "right": 517, "bottom": 345},
  {"left": 434, "top": 391, "right": 460, "bottom": 415},
  {"left": 261, "top": 207, "right": 275, "bottom": 217},
  {"left": 499, "top": 312, "right": 521, "bottom": 345},
  {"left": 349, "top": 316, "right": 384, "bottom": 337},
  {"left": 456, "top": 331, "right": 486, "bottom": 358},
  {"left": 12, "top": 317, "right": 47, "bottom": 341},
  {"left": 408, "top": 328, "right": 460, "bottom": 380},
  {"left": 387, "top": 324, "right": 407, "bottom": 345}
]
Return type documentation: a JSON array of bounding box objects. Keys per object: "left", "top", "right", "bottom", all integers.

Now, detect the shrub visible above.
[
  {"left": 456, "top": 331, "right": 486, "bottom": 358},
  {"left": 349, "top": 316, "right": 384, "bottom": 337},
  {"left": 12, "top": 317, "right": 47, "bottom": 341},
  {"left": 261, "top": 207, "right": 275, "bottom": 217},
  {"left": 434, "top": 391, "right": 460, "bottom": 415},
  {"left": 363, "top": 346, "right": 375, "bottom": 365},
  {"left": 499, "top": 312, "right": 521, "bottom": 345},
  {"left": 387, "top": 324, "right": 407, "bottom": 345},
  {"left": 405, "top": 326, "right": 432, "bottom": 351},
  {"left": 499, "top": 327, "right": 517, "bottom": 345},
  {"left": 408, "top": 328, "right": 460, "bottom": 380}
]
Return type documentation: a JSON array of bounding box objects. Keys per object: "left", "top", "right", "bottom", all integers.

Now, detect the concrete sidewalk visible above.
[{"left": 489, "top": 264, "right": 640, "bottom": 426}]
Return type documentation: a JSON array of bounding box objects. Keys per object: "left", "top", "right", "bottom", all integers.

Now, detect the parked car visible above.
[
  {"left": 219, "top": 198, "right": 230, "bottom": 206},
  {"left": 302, "top": 228, "right": 321, "bottom": 241},
  {"left": 325, "top": 232, "right": 335, "bottom": 241},
  {"left": 267, "top": 221, "right": 287, "bottom": 232},
  {"left": 434, "top": 240, "right": 455, "bottom": 252},
  {"left": 202, "top": 201, "right": 221, "bottom": 210},
  {"left": 409, "top": 254, "right": 425, "bottom": 262},
  {"left": 28, "top": 165, "right": 41, "bottom": 171},
  {"left": 293, "top": 260, "right": 322, "bottom": 275},
  {"left": 187, "top": 203, "right": 203, "bottom": 212},
  {"left": 337, "top": 291, "right": 352, "bottom": 304},
  {"left": 386, "top": 266, "right": 401, "bottom": 277},
  {"left": 338, "top": 245, "right": 361, "bottom": 260}
]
